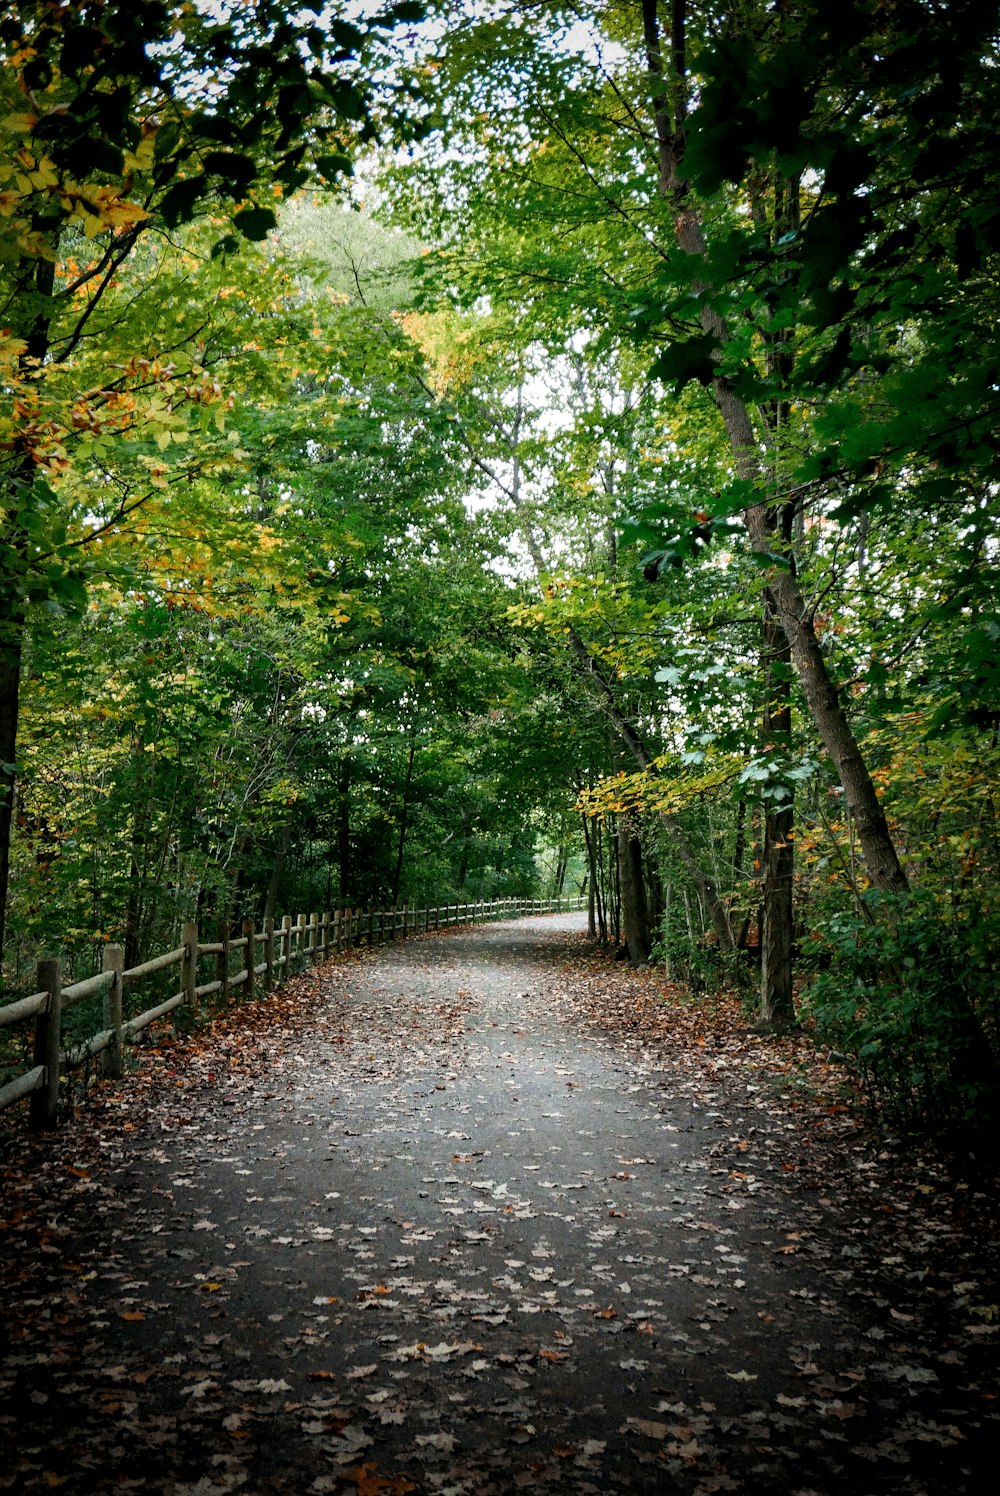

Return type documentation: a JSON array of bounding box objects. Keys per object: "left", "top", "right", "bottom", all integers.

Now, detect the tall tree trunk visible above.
[
  {"left": 263, "top": 814, "right": 293, "bottom": 925},
  {"left": 338, "top": 756, "right": 351, "bottom": 901},
  {"left": 618, "top": 818, "right": 651, "bottom": 966},
  {"left": 122, "top": 727, "right": 153, "bottom": 971},
  {"left": 580, "top": 811, "right": 599, "bottom": 937},
  {"left": 760, "top": 595, "right": 796, "bottom": 1028},
  {"left": 0, "top": 611, "right": 23, "bottom": 971},
  {"left": 645, "top": 845, "right": 664, "bottom": 929},
  {"left": 123, "top": 818, "right": 147, "bottom": 973},
  {"left": 555, "top": 824, "right": 569, "bottom": 895},
  {"left": 594, "top": 815, "right": 609, "bottom": 943},
  {"left": 457, "top": 808, "right": 471, "bottom": 890},
  {"left": 610, "top": 814, "right": 622, "bottom": 946},
  {"left": 641, "top": 0, "right": 909, "bottom": 896},
  {"left": 391, "top": 727, "right": 417, "bottom": 905},
  {"left": 0, "top": 246, "right": 59, "bottom": 971},
  {"left": 731, "top": 797, "right": 747, "bottom": 929}
]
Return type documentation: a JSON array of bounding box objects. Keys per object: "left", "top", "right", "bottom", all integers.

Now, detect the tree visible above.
[
  {"left": 381, "top": 0, "right": 998, "bottom": 1008},
  {"left": 0, "top": 0, "right": 425, "bottom": 965}
]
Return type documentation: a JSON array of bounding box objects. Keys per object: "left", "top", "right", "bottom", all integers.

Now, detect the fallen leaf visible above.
[
  {"left": 335, "top": 1461, "right": 415, "bottom": 1494},
  {"left": 623, "top": 1418, "right": 669, "bottom": 1439}
]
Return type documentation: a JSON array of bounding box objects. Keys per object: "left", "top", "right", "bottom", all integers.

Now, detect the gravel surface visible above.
[{"left": 1, "top": 914, "right": 995, "bottom": 1494}]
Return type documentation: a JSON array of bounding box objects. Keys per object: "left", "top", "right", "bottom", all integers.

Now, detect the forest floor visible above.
[{"left": 1, "top": 914, "right": 998, "bottom": 1496}]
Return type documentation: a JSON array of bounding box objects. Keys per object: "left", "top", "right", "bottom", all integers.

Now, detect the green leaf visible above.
[
  {"left": 202, "top": 151, "right": 257, "bottom": 187},
  {"left": 160, "top": 176, "right": 205, "bottom": 228},
  {"left": 315, "top": 153, "right": 354, "bottom": 181},
  {"left": 649, "top": 335, "right": 718, "bottom": 392},
  {"left": 233, "top": 204, "right": 277, "bottom": 241},
  {"left": 154, "top": 119, "right": 182, "bottom": 162},
  {"left": 748, "top": 549, "right": 792, "bottom": 571}
]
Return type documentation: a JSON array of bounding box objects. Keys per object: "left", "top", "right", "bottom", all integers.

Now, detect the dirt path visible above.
[{"left": 1, "top": 916, "right": 996, "bottom": 1494}]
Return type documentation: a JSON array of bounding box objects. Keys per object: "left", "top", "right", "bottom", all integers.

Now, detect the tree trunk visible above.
[
  {"left": 593, "top": 815, "right": 608, "bottom": 943},
  {"left": 731, "top": 797, "right": 747, "bottom": 926},
  {"left": 263, "top": 814, "right": 293, "bottom": 925},
  {"left": 610, "top": 814, "right": 622, "bottom": 947},
  {"left": 618, "top": 819, "right": 651, "bottom": 966},
  {"left": 122, "top": 727, "right": 154, "bottom": 971},
  {"left": 580, "top": 812, "right": 599, "bottom": 937},
  {"left": 338, "top": 756, "right": 351, "bottom": 901},
  {"left": 123, "top": 817, "right": 147, "bottom": 973},
  {"left": 457, "top": 808, "right": 471, "bottom": 890},
  {"left": 391, "top": 728, "right": 417, "bottom": 905},
  {"left": 0, "top": 245, "right": 60, "bottom": 971},
  {"left": 759, "top": 597, "right": 796, "bottom": 1028},
  {"left": 0, "top": 610, "right": 23, "bottom": 971}
]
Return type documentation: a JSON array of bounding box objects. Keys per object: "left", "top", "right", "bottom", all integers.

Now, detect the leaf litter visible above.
[{"left": 1, "top": 913, "right": 998, "bottom": 1493}]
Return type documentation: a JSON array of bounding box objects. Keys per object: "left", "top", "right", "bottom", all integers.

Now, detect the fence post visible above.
[
  {"left": 216, "top": 921, "right": 231, "bottom": 1007},
  {"left": 243, "top": 919, "right": 256, "bottom": 1000},
  {"left": 182, "top": 921, "right": 198, "bottom": 1010},
  {"left": 101, "top": 943, "right": 124, "bottom": 1080},
  {"left": 281, "top": 915, "right": 292, "bottom": 982},
  {"left": 321, "top": 911, "right": 331, "bottom": 960},
  {"left": 333, "top": 909, "right": 341, "bottom": 953},
  {"left": 263, "top": 916, "right": 275, "bottom": 994},
  {"left": 309, "top": 912, "right": 320, "bottom": 965},
  {"left": 30, "top": 956, "right": 62, "bottom": 1132}
]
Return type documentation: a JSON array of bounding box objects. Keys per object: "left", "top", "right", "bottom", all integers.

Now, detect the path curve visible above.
[{"left": 1, "top": 915, "right": 992, "bottom": 1494}]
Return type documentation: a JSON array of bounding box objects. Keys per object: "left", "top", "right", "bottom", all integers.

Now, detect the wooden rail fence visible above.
[{"left": 0, "top": 895, "right": 585, "bottom": 1130}]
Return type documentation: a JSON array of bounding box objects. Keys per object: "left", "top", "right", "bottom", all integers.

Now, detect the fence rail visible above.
[{"left": 0, "top": 895, "right": 585, "bottom": 1129}]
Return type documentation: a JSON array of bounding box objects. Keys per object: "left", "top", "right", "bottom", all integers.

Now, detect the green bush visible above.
[
  {"left": 801, "top": 890, "right": 1000, "bottom": 1138},
  {"left": 651, "top": 912, "right": 732, "bottom": 995}
]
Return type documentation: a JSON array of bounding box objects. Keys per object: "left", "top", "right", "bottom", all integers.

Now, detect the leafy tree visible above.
[
  {"left": 376, "top": 1, "right": 999, "bottom": 1072},
  {"left": 0, "top": 0, "right": 425, "bottom": 963}
]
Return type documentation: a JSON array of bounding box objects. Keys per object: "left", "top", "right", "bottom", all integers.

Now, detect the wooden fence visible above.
[{"left": 0, "top": 895, "right": 585, "bottom": 1131}]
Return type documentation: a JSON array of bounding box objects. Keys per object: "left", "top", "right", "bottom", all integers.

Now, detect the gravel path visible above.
[{"left": 1, "top": 915, "right": 993, "bottom": 1495}]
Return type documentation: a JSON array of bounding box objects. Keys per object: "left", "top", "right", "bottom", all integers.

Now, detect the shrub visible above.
[{"left": 801, "top": 889, "right": 1000, "bottom": 1138}]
